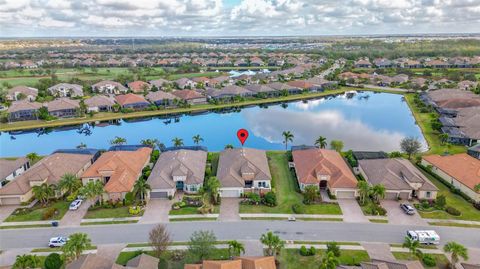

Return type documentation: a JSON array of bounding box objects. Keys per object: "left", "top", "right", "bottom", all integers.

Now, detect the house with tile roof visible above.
[
  {"left": 84, "top": 95, "right": 116, "bottom": 112},
  {"left": 45, "top": 98, "right": 80, "bottom": 118},
  {"left": 114, "top": 93, "right": 151, "bottom": 110},
  {"left": 127, "top": 80, "right": 151, "bottom": 93},
  {"left": 6, "top": 86, "right": 38, "bottom": 101},
  {"left": 66, "top": 253, "right": 158, "bottom": 269},
  {"left": 92, "top": 80, "right": 128, "bottom": 95},
  {"left": 147, "top": 149, "right": 207, "bottom": 198},
  {"left": 422, "top": 153, "right": 480, "bottom": 202},
  {"left": 358, "top": 158, "right": 438, "bottom": 200},
  {"left": 0, "top": 157, "right": 30, "bottom": 187},
  {"left": 171, "top": 90, "right": 207, "bottom": 105},
  {"left": 216, "top": 148, "right": 272, "bottom": 198},
  {"left": 7, "top": 100, "right": 42, "bottom": 122},
  {"left": 0, "top": 151, "right": 97, "bottom": 205},
  {"left": 292, "top": 147, "right": 358, "bottom": 198},
  {"left": 146, "top": 91, "right": 178, "bottom": 107},
  {"left": 81, "top": 147, "right": 152, "bottom": 201},
  {"left": 48, "top": 83, "right": 84, "bottom": 97},
  {"left": 184, "top": 256, "right": 275, "bottom": 269}
]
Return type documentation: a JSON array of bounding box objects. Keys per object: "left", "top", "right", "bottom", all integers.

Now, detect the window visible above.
[{"left": 426, "top": 192, "right": 431, "bottom": 198}]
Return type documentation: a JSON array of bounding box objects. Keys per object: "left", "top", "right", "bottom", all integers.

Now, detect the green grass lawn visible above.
[
  {"left": 239, "top": 152, "right": 342, "bottom": 215},
  {"left": 83, "top": 206, "right": 144, "bottom": 219},
  {"left": 169, "top": 205, "right": 219, "bottom": 215},
  {"left": 392, "top": 252, "right": 449, "bottom": 269},
  {"left": 403, "top": 94, "right": 466, "bottom": 155},
  {"left": 415, "top": 167, "right": 480, "bottom": 221},
  {"left": 278, "top": 249, "right": 370, "bottom": 269},
  {"left": 5, "top": 200, "right": 69, "bottom": 222},
  {"left": 116, "top": 249, "right": 230, "bottom": 268}
]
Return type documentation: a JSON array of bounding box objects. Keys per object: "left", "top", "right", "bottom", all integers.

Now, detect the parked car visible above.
[
  {"left": 48, "top": 237, "right": 68, "bottom": 248},
  {"left": 288, "top": 216, "right": 296, "bottom": 221},
  {"left": 400, "top": 203, "right": 415, "bottom": 215},
  {"left": 69, "top": 199, "right": 83, "bottom": 210}
]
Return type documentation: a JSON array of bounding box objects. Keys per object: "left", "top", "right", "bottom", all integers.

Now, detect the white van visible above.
[{"left": 406, "top": 230, "right": 440, "bottom": 245}]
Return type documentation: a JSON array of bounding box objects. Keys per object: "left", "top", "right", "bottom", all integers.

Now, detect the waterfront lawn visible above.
[
  {"left": 84, "top": 206, "right": 143, "bottom": 219},
  {"left": 116, "top": 249, "right": 230, "bottom": 268},
  {"left": 415, "top": 168, "right": 480, "bottom": 221},
  {"left": 278, "top": 249, "right": 370, "bottom": 268},
  {"left": 239, "top": 152, "right": 342, "bottom": 215},
  {"left": 392, "top": 252, "right": 449, "bottom": 269},
  {"left": 403, "top": 94, "right": 466, "bottom": 155},
  {"left": 5, "top": 200, "right": 69, "bottom": 222}
]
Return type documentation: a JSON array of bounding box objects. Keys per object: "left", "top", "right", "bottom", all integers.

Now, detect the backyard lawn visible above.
[
  {"left": 415, "top": 167, "right": 480, "bottom": 221},
  {"left": 84, "top": 206, "right": 143, "bottom": 219},
  {"left": 392, "top": 252, "right": 449, "bottom": 269},
  {"left": 239, "top": 151, "right": 342, "bottom": 215},
  {"left": 278, "top": 249, "right": 370, "bottom": 269},
  {"left": 5, "top": 201, "right": 69, "bottom": 222}
]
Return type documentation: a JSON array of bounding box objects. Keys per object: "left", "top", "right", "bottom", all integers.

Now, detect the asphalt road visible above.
[{"left": 1, "top": 221, "right": 479, "bottom": 250}]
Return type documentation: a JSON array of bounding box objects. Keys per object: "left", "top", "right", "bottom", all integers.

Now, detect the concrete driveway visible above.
[
  {"left": 381, "top": 200, "right": 427, "bottom": 226},
  {"left": 361, "top": 242, "right": 395, "bottom": 260},
  {"left": 60, "top": 200, "right": 93, "bottom": 227},
  {"left": 337, "top": 199, "right": 368, "bottom": 223},
  {"left": 218, "top": 198, "right": 240, "bottom": 221},
  {"left": 139, "top": 199, "right": 172, "bottom": 223},
  {"left": 0, "top": 206, "right": 17, "bottom": 224}
]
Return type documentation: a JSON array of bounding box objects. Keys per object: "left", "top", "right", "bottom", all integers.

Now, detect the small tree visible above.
[
  {"left": 400, "top": 136, "right": 422, "bottom": 160},
  {"left": 436, "top": 195, "right": 446, "bottom": 209},
  {"left": 315, "top": 136, "right": 328, "bottom": 148},
  {"left": 319, "top": 251, "right": 340, "bottom": 269},
  {"left": 109, "top": 136, "right": 127, "bottom": 146},
  {"left": 62, "top": 233, "right": 92, "bottom": 263},
  {"left": 444, "top": 242, "right": 469, "bottom": 269},
  {"left": 58, "top": 173, "right": 81, "bottom": 196},
  {"left": 26, "top": 152, "right": 40, "bottom": 164},
  {"left": 149, "top": 224, "right": 171, "bottom": 258},
  {"left": 133, "top": 178, "right": 151, "bottom": 203},
  {"left": 44, "top": 253, "right": 63, "bottom": 269},
  {"left": 357, "top": 181, "right": 371, "bottom": 205},
  {"left": 326, "top": 242, "right": 341, "bottom": 257},
  {"left": 172, "top": 137, "right": 184, "bottom": 147},
  {"left": 228, "top": 240, "right": 245, "bottom": 257},
  {"left": 79, "top": 180, "right": 104, "bottom": 204},
  {"left": 303, "top": 185, "right": 319, "bottom": 204},
  {"left": 330, "top": 140, "right": 344, "bottom": 153},
  {"left": 32, "top": 183, "right": 55, "bottom": 206},
  {"left": 13, "top": 254, "right": 41, "bottom": 269},
  {"left": 371, "top": 184, "right": 386, "bottom": 203},
  {"left": 205, "top": 176, "right": 221, "bottom": 204},
  {"left": 260, "top": 231, "right": 284, "bottom": 257},
  {"left": 187, "top": 230, "right": 217, "bottom": 262},
  {"left": 282, "top": 131, "right": 294, "bottom": 150},
  {"left": 192, "top": 134, "right": 204, "bottom": 145},
  {"left": 76, "top": 142, "right": 87, "bottom": 149},
  {"left": 403, "top": 236, "right": 420, "bottom": 259}
]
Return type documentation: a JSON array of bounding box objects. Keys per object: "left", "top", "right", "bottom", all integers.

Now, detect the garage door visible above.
[
  {"left": 336, "top": 191, "right": 356, "bottom": 199},
  {"left": 150, "top": 191, "right": 168, "bottom": 199},
  {"left": 399, "top": 192, "right": 410, "bottom": 200},
  {"left": 385, "top": 192, "right": 398, "bottom": 200},
  {"left": 220, "top": 189, "right": 240, "bottom": 198},
  {"left": 0, "top": 197, "right": 21, "bottom": 205}
]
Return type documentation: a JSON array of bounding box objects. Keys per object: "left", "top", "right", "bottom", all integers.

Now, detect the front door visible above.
[
  {"left": 319, "top": 180, "right": 327, "bottom": 189},
  {"left": 176, "top": 181, "right": 184, "bottom": 190}
]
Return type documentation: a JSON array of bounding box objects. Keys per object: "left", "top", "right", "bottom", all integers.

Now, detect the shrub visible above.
[
  {"left": 263, "top": 192, "right": 277, "bottom": 207},
  {"left": 246, "top": 193, "right": 261, "bottom": 204},
  {"left": 309, "top": 246, "right": 316, "bottom": 256},
  {"left": 446, "top": 206, "right": 461, "bottom": 216},
  {"left": 44, "top": 253, "right": 63, "bottom": 269},
  {"left": 292, "top": 203, "right": 305, "bottom": 214},
  {"left": 42, "top": 207, "right": 57, "bottom": 220},
  {"left": 299, "top": 245, "right": 309, "bottom": 256},
  {"left": 326, "top": 242, "right": 341, "bottom": 257},
  {"left": 66, "top": 191, "right": 78, "bottom": 202},
  {"left": 422, "top": 254, "right": 436, "bottom": 267},
  {"left": 129, "top": 206, "right": 142, "bottom": 215},
  {"left": 435, "top": 195, "right": 446, "bottom": 209}
]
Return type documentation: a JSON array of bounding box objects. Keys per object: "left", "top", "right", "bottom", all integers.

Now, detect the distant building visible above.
[
  {"left": 48, "top": 83, "right": 84, "bottom": 97},
  {"left": 6, "top": 86, "right": 38, "bottom": 101}
]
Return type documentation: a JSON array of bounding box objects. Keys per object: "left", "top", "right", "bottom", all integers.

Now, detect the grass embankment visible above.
[
  {"left": 239, "top": 151, "right": 342, "bottom": 215},
  {"left": 278, "top": 249, "right": 370, "bottom": 268},
  {"left": 5, "top": 201, "right": 69, "bottom": 222},
  {"left": 0, "top": 89, "right": 347, "bottom": 132}
]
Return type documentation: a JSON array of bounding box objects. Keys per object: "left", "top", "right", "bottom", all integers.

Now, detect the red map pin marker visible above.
[{"left": 237, "top": 129, "right": 249, "bottom": 146}]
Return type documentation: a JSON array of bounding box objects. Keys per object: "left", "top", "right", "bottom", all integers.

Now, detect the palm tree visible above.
[
  {"left": 62, "top": 233, "right": 92, "bottom": 262},
  {"left": 192, "top": 134, "right": 204, "bottom": 145},
  {"left": 141, "top": 138, "right": 160, "bottom": 149},
  {"left": 76, "top": 142, "right": 87, "bottom": 149},
  {"left": 172, "top": 137, "right": 184, "bottom": 147},
  {"left": 80, "top": 181, "right": 104, "bottom": 204},
  {"left": 58, "top": 173, "right": 81, "bottom": 196},
  {"left": 133, "top": 179, "right": 151, "bottom": 204},
  {"left": 282, "top": 131, "right": 294, "bottom": 150},
  {"left": 260, "top": 231, "right": 284, "bottom": 257},
  {"left": 315, "top": 136, "right": 327, "bottom": 149},
  {"left": 32, "top": 183, "right": 55, "bottom": 206},
  {"left": 319, "top": 251, "right": 340, "bottom": 269},
  {"left": 357, "top": 181, "right": 370, "bottom": 205},
  {"left": 371, "top": 184, "right": 386, "bottom": 203},
  {"left": 403, "top": 236, "right": 420, "bottom": 259},
  {"left": 224, "top": 144, "right": 234, "bottom": 149},
  {"left": 13, "top": 254, "right": 41, "bottom": 269},
  {"left": 109, "top": 136, "right": 127, "bottom": 146},
  {"left": 228, "top": 240, "right": 245, "bottom": 257},
  {"left": 206, "top": 176, "right": 221, "bottom": 204},
  {"left": 26, "top": 152, "right": 40, "bottom": 164},
  {"left": 444, "top": 241, "right": 469, "bottom": 269}
]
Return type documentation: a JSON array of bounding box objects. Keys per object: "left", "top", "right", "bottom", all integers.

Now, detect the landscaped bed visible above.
[
  {"left": 169, "top": 195, "right": 219, "bottom": 215},
  {"left": 277, "top": 249, "right": 370, "bottom": 268},
  {"left": 239, "top": 152, "right": 342, "bottom": 215},
  {"left": 392, "top": 252, "right": 449, "bottom": 269},
  {"left": 5, "top": 200, "right": 69, "bottom": 222},
  {"left": 84, "top": 205, "right": 144, "bottom": 219}
]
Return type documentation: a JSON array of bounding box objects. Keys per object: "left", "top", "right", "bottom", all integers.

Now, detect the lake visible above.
[{"left": 0, "top": 91, "right": 427, "bottom": 157}]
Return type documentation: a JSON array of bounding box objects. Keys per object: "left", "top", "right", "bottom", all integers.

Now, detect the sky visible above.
[{"left": 0, "top": 0, "right": 479, "bottom": 37}]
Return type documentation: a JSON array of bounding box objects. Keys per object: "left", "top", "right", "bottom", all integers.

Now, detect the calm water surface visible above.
[{"left": 0, "top": 91, "right": 427, "bottom": 157}]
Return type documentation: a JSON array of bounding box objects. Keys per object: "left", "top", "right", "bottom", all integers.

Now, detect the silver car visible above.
[{"left": 400, "top": 203, "right": 415, "bottom": 215}]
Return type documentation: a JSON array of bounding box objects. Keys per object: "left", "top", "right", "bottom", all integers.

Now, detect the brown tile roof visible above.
[
  {"left": 292, "top": 148, "right": 357, "bottom": 188},
  {"left": 66, "top": 254, "right": 114, "bottom": 269},
  {"left": 217, "top": 148, "right": 271, "bottom": 188},
  {"left": 145, "top": 91, "right": 178, "bottom": 102},
  {"left": 7, "top": 100, "right": 42, "bottom": 113},
  {"left": 128, "top": 81, "right": 151, "bottom": 93},
  {"left": 114, "top": 93, "right": 149, "bottom": 106},
  {"left": 45, "top": 98, "right": 80, "bottom": 111},
  {"left": 184, "top": 256, "right": 276, "bottom": 269},
  {"left": 0, "top": 153, "right": 94, "bottom": 196},
  {"left": 423, "top": 153, "right": 480, "bottom": 191},
  {"left": 287, "top": 80, "right": 314, "bottom": 89},
  {"left": 84, "top": 95, "right": 115, "bottom": 108},
  {"left": 235, "top": 256, "right": 276, "bottom": 269},
  {"left": 147, "top": 149, "right": 207, "bottom": 189},
  {"left": 7, "top": 86, "right": 38, "bottom": 98},
  {"left": 358, "top": 158, "right": 438, "bottom": 191},
  {"left": 82, "top": 148, "right": 152, "bottom": 193},
  {"left": 172, "top": 90, "right": 204, "bottom": 100},
  {"left": 126, "top": 254, "right": 159, "bottom": 269},
  {"left": 0, "top": 157, "right": 28, "bottom": 180}
]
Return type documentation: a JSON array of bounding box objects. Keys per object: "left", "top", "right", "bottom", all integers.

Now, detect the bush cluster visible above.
[
  {"left": 299, "top": 245, "right": 316, "bottom": 256},
  {"left": 445, "top": 206, "right": 461, "bottom": 216},
  {"left": 292, "top": 203, "right": 305, "bottom": 214},
  {"left": 422, "top": 254, "right": 437, "bottom": 267}
]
